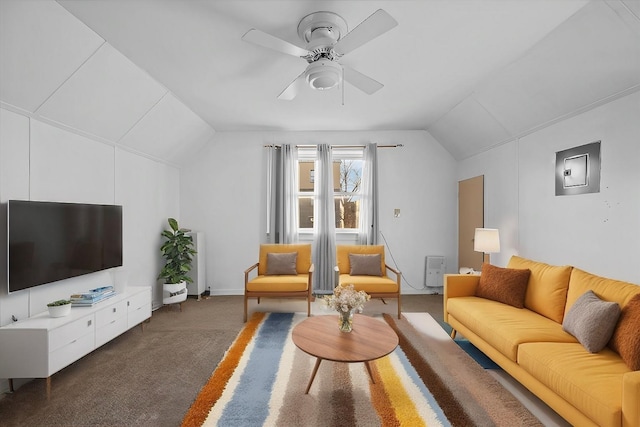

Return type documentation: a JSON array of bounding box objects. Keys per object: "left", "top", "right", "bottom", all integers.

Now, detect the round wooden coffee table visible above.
[{"left": 292, "top": 314, "right": 399, "bottom": 394}]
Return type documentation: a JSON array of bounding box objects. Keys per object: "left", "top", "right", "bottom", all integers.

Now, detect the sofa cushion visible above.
[
  {"left": 447, "top": 297, "right": 576, "bottom": 361},
  {"left": 475, "top": 263, "right": 530, "bottom": 308},
  {"left": 609, "top": 294, "right": 640, "bottom": 370},
  {"left": 565, "top": 268, "right": 640, "bottom": 315},
  {"left": 507, "top": 256, "right": 572, "bottom": 323},
  {"left": 336, "top": 245, "right": 386, "bottom": 276},
  {"left": 338, "top": 274, "right": 398, "bottom": 293},
  {"left": 246, "top": 274, "right": 309, "bottom": 292},
  {"left": 258, "top": 244, "right": 311, "bottom": 276},
  {"left": 562, "top": 290, "right": 621, "bottom": 353},
  {"left": 349, "top": 253, "right": 382, "bottom": 276},
  {"left": 266, "top": 252, "right": 298, "bottom": 275},
  {"left": 518, "top": 342, "right": 629, "bottom": 427}
]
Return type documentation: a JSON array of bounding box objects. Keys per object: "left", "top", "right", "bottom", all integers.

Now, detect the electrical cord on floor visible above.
[{"left": 379, "top": 229, "right": 426, "bottom": 291}]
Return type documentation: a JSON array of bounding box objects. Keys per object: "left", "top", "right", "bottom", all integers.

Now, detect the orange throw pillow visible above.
[
  {"left": 609, "top": 294, "right": 640, "bottom": 370},
  {"left": 476, "top": 263, "right": 531, "bottom": 308}
]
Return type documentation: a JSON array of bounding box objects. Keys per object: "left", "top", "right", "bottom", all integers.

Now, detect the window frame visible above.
[{"left": 296, "top": 146, "right": 364, "bottom": 235}]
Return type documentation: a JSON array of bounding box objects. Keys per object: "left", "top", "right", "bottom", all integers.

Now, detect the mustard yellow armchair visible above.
[
  {"left": 244, "top": 243, "right": 314, "bottom": 322},
  {"left": 335, "top": 245, "right": 402, "bottom": 318}
]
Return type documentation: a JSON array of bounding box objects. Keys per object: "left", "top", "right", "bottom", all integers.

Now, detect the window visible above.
[{"left": 297, "top": 147, "right": 363, "bottom": 231}]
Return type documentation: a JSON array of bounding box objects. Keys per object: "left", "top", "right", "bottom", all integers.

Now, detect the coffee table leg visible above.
[
  {"left": 305, "top": 358, "right": 323, "bottom": 394},
  {"left": 364, "top": 361, "right": 376, "bottom": 384}
]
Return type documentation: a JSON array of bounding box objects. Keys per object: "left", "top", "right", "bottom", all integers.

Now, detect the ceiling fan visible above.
[{"left": 241, "top": 9, "right": 398, "bottom": 100}]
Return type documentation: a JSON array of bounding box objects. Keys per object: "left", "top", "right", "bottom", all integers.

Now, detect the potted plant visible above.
[
  {"left": 47, "top": 299, "right": 72, "bottom": 317},
  {"left": 158, "top": 218, "right": 196, "bottom": 306}
]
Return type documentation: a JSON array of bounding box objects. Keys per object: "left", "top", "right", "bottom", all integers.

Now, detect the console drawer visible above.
[
  {"left": 96, "top": 315, "right": 128, "bottom": 348},
  {"left": 128, "top": 302, "right": 151, "bottom": 328},
  {"left": 96, "top": 300, "right": 127, "bottom": 328},
  {"left": 49, "top": 314, "right": 94, "bottom": 353},
  {"left": 127, "top": 288, "right": 150, "bottom": 311},
  {"left": 49, "top": 331, "right": 95, "bottom": 375}
]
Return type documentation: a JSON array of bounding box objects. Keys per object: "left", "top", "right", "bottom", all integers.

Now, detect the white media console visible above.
[{"left": 0, "top": 286, "right": 151, "bottom": 395}]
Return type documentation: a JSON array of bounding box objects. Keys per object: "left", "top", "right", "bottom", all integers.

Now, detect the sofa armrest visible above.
[
  {"left": 444, "top": 274, "right": 480, "bottom": 297},
  {"left": 307, "top": 263, "right": 315, "bottom": 296},
  {"left": 443, "top": 274, "right": 480, "bottom": 323},
  {"left": 385, "top": 264, "right": 402, "bottom": 288},
  {"left": 623, "top": 371, "right": 640, "bottom": 427},
  {"left": 244, "top": 262, "right": 259, "bottom": 289}
]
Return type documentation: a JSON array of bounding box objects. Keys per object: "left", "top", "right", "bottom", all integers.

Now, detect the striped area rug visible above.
[{"left": 182, "top": 312, "right": 541, "bottom": 427}]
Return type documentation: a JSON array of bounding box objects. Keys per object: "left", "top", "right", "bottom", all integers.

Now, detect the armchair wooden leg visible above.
[
  {"left": 450, "top": 329, "right": 457, "bottom": 339},
  {"left": 243, "top": 295, "right": 248, "bottom": 322}
]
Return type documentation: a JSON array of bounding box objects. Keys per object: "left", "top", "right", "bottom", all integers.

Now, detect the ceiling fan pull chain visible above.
[{"left": 342, "top": 68, "right": 345, "bottom": 106}]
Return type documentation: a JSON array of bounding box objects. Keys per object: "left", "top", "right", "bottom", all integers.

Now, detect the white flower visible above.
[{"left": 323, "top": 284, "right": 370, "bottom": 314}]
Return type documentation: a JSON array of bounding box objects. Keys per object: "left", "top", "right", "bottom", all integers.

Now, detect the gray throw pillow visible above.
[
  {"left": 349, "top": 253, "right": 382, "bottom": 276},
  {"left": 562, "top": 290, "right": 621, "bottom": 353},
  {"left": 266, "top": 252, "right": 298, "bottom": 275}
]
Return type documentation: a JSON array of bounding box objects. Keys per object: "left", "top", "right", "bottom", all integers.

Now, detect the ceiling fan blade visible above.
[
  {"left": 277, "top": 71, "right": 307, "bottom": 100},
  {"left": 342, "top": 66, "right": 383, "bottom": 95},
  {"left": 242, "top": 28, "right": 311, "bottom": 58},
  {"left": 333, "top": 9, "right": 398, "bottom": 56}
]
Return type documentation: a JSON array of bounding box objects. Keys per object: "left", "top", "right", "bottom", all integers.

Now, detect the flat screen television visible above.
[{"left": 8, "top": 200, "right": 123, "bottom": 293}]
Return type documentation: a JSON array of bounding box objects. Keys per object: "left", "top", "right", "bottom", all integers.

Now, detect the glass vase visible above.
[{"left": 338, "top": 309, "right": 354, "bottom": 332}]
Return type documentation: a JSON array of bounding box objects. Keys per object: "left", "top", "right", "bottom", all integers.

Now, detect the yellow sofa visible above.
[
  {"left": 444, "top": 256, "right": 640, "bottom": 427},
  {"left": 335, "top": 245, "right": 402, "bottom": 318},
  {"left": 244, "top": 244, "right": 313, "bottom": 322}
]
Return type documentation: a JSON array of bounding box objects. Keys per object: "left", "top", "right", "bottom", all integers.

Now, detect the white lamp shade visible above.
[{"left": 474, "top": 228, "right": 500, "bottom": 253}]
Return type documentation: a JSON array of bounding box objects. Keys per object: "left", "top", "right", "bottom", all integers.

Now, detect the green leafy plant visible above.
[
  {"left": 47, "top": 299, "right": 71, "bottom": 307},
  {"left": 158, "top": 218, "right": 197, "bottom": 284}
]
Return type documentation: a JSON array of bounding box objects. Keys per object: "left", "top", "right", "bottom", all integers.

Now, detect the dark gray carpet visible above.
[{"left": 0, "top": 294, "right": 442, "bottom": 426}]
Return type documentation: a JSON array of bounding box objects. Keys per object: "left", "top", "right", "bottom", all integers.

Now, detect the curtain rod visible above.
[{"left": 263, "top": 144, "right": 403, "bottom": 149}]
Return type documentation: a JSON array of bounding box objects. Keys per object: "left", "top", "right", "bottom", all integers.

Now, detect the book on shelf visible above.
[
  {"left": 71, "top": 293, "right": 115, "bottom": 306},
  {"left": 70, "top": 285, "right": 116, "bottom": 306}
]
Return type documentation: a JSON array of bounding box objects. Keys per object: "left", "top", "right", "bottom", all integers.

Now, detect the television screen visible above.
[{"left": 8, "top": 200, "right": 123, "bottom": 293}]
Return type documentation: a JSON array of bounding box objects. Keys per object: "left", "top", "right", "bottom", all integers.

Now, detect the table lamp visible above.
[{"left": 474, "top": 228, "right": 500, "bottom": 265}]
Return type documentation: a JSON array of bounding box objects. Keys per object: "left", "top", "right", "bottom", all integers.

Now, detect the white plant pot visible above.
[
  {"left": 48, "top": 303, "right": 72, "bottom": 318},
  {"left": 163, "top": 281, "right": 188, "bottom": 305}
]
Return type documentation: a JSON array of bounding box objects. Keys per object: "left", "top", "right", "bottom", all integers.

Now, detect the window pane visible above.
[
  {"left": 299, "top": 161, "right": 314, "bottom": 192},
  {"left": 298, "top": 196, "right": 314, "bottom": 228},
  {"left": 295, "top": 153, "right": 364, "bottom": 232},
  {"left": 336, "top": 160, "right": 363, "bottom": 193},
  {"left": 335, "top": 195, "right": 360, "bottom": 229}
]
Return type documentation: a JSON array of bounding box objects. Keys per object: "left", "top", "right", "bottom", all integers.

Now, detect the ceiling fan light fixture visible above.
[{"left": 306, "top": 60, "right": 341, "bottom": 90}]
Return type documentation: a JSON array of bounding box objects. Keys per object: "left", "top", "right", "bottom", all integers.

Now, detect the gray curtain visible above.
[
  {"left": 358, "top": 143, "right": 379, "bottom": 244},
  {"left": 266, "top": 144, "right": 298, "bottom": 243},
  {"left": 313, "top": 144, "right": 337, "bottom": 294}
]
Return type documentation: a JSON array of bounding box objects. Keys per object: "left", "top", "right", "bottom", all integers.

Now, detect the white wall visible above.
[
  {"left": 180, "top": 130, "right": 458, "bottom": 296},
  {"left": 458, "top": 91, "right": 640, "bottom": 284},
  {"left": 0, "top": 107, "right": 180, "bottom": 327}
]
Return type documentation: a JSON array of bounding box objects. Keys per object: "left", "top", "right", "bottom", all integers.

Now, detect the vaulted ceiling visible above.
[{"left": 1, "top": 1, "right": 639, "bottom": 164}]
